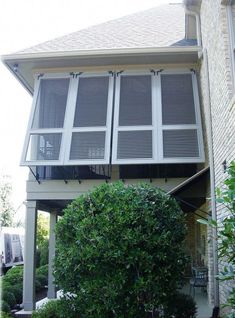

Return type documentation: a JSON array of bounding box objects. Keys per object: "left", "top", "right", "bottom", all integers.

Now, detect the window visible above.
[
  {"left": 22, "top": 72, "right": 113, "bottom": 166},
  {"left": 21, "top": 70, "right": 204, "bottom": 166},
  {"left": 160, "top": 72, "right": 203, "bottom": 162},
  {"left": 112, "top": 73, "right": 154, "bottom": 163},
  {"left": 65, "top": 74, "right": 113, "bottom": 165},
  {"left": 112, "top": 70, "right": 204, "bottom": 164}
]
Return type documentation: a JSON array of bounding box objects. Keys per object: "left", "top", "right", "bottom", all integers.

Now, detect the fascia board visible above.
[
  {"left": 1, "top": 46, "right": 201, "bottom": 62},
  {"left": 1, "top": 46, "right": 201, "bottom": 95}
]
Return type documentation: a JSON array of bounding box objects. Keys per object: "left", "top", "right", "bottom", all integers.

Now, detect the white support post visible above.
[
  {"left": 23, "top": 201, "right": 38, "bottom": 311},
  {"left": 47, "top": 210, "right": 57, "bottom": 299}
]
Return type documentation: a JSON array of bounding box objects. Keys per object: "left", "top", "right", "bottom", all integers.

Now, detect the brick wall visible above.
[{"left": 199, "top": 0, "right": 235, "bottom": 307}]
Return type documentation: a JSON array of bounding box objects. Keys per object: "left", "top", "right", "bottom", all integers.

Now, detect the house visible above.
[{"left": 1, "top": 0, "right": 234, "bottom": 315}]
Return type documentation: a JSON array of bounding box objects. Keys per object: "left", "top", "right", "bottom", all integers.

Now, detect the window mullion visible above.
[
  {"left": 62, "top": 76, "right": 79, "bottom": 165},
  {"left": 191, "top": 72, "right": 205, "bottom": 161},
  {"left": 111, "top": 74, "right": 121, "bottom": 164},
  {"left": 154, "top": 73, "right": 162, "bottom": 162}
]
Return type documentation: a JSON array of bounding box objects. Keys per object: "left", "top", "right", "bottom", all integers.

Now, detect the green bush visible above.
[
  {"left": 32, "top": 299, "right": 78, "bottom": 318},
  {"left": 2, "top": 290, "right": 16, "bottom": 309},
  {"left": 0, "top": 311, "right": 12, "bottom": 318},
  {"left": 1, "top": 301, "right": 11, "bottom": 313},
  {"left": 36, "top": 273, "right": 48, "bottom": 287},
  {"left": 1, "top": 264, "right": 48, "bottom": 306},
  {"left": 54, "top": 182, "right": 188, "bottom": 317},
  {"left": 164, "top": 292, "right": 197, "bottom": 318},
  {"left": 4, "top": 265, "right": 23, "bottom": 285},
  {"left": 10, "top": 284, "right": 23, "bottom": 304},
  {"left": 36, "top": 264, "right": 48, "bottom": 278}
]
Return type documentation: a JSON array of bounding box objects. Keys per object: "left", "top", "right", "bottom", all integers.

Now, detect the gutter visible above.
[
  {"left": 184, "top": 9, "right": 202, "bottom": 47},
  {"left": 1, "top": 46, "right": 201, "bottom": 62}
]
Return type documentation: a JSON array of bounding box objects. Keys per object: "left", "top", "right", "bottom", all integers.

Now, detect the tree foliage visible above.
[
  {"left": 199, "top": 161, "right": 235, "bottom": 317},
  {"left": 217, "top": 161, "right": 235, "bottom": 317},
  {"left": 54, "top": 182, "right": 188, "bottom": 317},
  {"left": 36, "top": 212, "right": 49, "bottom": 267},
  {"left": 0, "top": 175, "right": 15, "bottom": 227}
]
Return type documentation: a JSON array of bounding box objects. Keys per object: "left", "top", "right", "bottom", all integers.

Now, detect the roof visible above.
[
  {"left": 1, "top": 3, "right": 200, "bottom": 95},
  {"left": 15, "top": 4, "right": 196, "bottom": 56}
]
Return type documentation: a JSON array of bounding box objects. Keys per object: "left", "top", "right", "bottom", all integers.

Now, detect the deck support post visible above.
[
  {"left": 47, "top": 209, "right": 57, "bottom": 299},
  {"left": 23, "top": 201, "right": 38, "bottom": 311}
]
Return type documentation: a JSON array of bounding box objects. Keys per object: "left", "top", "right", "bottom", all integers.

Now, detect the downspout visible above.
[
  {"left": 184, "top": 8, "right": 202, "bottom": 46},
  {"left": 185, "top": 2, "right": 220, "bottom": 310},
  {"left": 201, "top": 47, "right": 220, "bottom": 309}
]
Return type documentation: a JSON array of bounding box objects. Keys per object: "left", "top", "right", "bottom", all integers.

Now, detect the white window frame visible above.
[
  {"left": 22, "top": 69, "right": 205, "bottom": 167},
  {"left": 21, "top": 73, "right": 73, "bottom": 166},
  {"left": 158, "top": 69, "right": 205, "bottom": 163},
  {"left": 112, "top": 69, "right": 205, "bottom": 164},
  {"left": 63, "top": 72, "right": 114, "bottom": 165},
  {"left": 112, "top": 70, "right": 156, "bottom": 164}
]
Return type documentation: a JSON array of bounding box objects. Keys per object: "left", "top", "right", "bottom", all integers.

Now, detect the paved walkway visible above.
[{"left": 181, "top": 284, "right": 213, "bottom": 318}]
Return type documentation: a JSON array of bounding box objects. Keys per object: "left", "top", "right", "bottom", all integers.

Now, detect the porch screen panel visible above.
[
  {"left": 73, "top": 77, "right": 109, "bottom": 127},
  {"left": 160, "top": 72, "right": 202, "bottom": 160},
  {"left": 70, "top": 132, "right": 105, "bottom": 160},
  {"left": 26, "top": 133, "right": 62, "bottom": 161},
  {"left": 117, "top": 131, "right": 152, "bottom": 159},
  {"left": 32, "top": 79, "right": 69, "bottom": 128},
  {"left": 21, "top": 75, "right": 72, "bottom": 166},
  {"left": 113, "top": 73, "right": 154, "bottom": 164},
  {"left": 66, "top": 74, "right": 113, "bottom": 165},
  {"left": 163, "top": 130, "right": 199, "bottom": 158},
  {"left": 161, "top": 74, "right": 196, "bottom": 125},
  {"left": 119, "top": 75, "right": 152, "bottom": 126}
]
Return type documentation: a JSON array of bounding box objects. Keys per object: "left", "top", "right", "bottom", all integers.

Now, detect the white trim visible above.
[
  {"left": 192, "top": 72, "right": 205, "bottom": 161},
  {"left": 2, "top": 46, "right": 201, "bottom": 62}
]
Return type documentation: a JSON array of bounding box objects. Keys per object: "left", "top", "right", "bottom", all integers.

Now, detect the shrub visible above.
[
  {"left": 36, "top": 273, "right": 48, "bottom": 287},
  {"left": 32, "top": 299, "right": 78, "bottom": 318},
  {"left": 2, "top": 290, "right": 16, "bottom": 309},
  {"left": 36, "top": 264, "right": 48, "bottom": 278},
  {"left": 1, "top": 301, "right": 11, "bottom": 313},
  {"left": 1, "top": 264, "right": 48, "bottom": 306},
  {"left": 0, "top": 312, "right": 12, "bottom": 318},
  {"left": 4, "top": 265, "right": 23, "bottom": 285},
  {"left": 164, "top": 292, "right": 197, "bottom": 318},
  {"left": 10, "top": 284, "right": 23, "bottom": 304},
  {"left": 54, "top": 182, "right": 188, "bottom": 317}
]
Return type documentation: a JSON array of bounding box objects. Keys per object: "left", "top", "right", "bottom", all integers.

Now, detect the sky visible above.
[{"left": 0, "top": 0, "right": 182, "bottom": 223}]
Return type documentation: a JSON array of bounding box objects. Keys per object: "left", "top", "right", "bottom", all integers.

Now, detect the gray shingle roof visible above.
[{"left": 16, "top": 4, "right": 196, "bottom": 55}]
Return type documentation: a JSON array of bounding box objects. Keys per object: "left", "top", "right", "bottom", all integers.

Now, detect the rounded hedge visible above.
[
  {"left": 54, "top": 182, "right": 188, "bottom": 317},
  {"left": 1, "top": 301, "right": 11, "bottom": 314},
  {"left": 2, "top": 291, "right": 16, "bottom": 309}
]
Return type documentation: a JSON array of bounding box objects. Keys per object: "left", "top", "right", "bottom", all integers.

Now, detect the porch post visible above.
[
  {"left": 23, "top": 200, "right": 38, "bottom": 311},
  {"left": 47, "top": 209, "right": 57, "bottom": 299}
]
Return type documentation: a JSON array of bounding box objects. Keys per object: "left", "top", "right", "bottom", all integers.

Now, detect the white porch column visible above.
[
  {"left": 23, "top": 201, "right": 38, "bottom": 311},
  {"left": 47, "top": 210, "right": 58, "bottom": 299}
]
